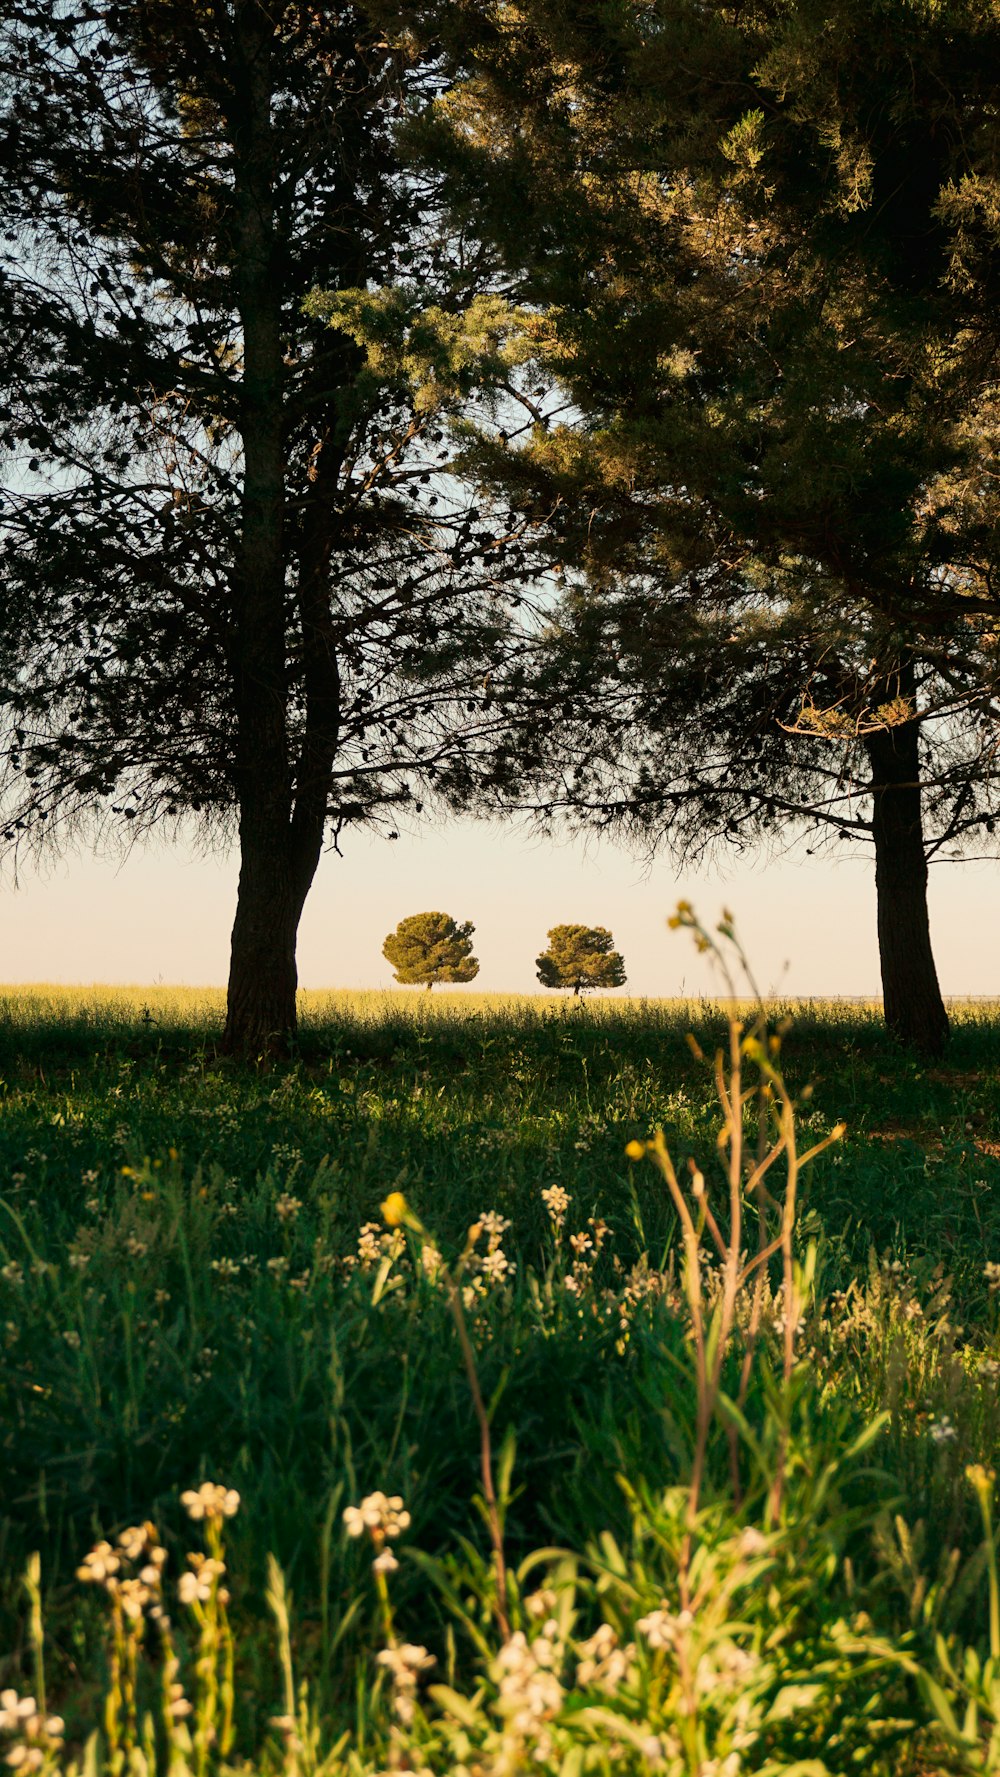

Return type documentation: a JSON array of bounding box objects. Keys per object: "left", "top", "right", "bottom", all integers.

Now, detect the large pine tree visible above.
[
  {"left": 0, "top": 1, "right": 529, "bottom": 1053},
  {"left": 405, "top": 0, "right": 1000, "bottom": 1053}
]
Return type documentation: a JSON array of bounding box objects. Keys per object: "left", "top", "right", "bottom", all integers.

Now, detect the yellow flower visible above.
[
  {"left": 381, "top": 1191, "right": 408, "bottom": 1228},
  {"left": 624, "top": 1139, "right": 646, "bottom": 1162}
]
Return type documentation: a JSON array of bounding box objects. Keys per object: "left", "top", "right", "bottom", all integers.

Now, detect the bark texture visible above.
[
  {"left": 864, "top": 683, "right": 949, "bottom": 1057},
  {"left": 221, "top": 11, "right": 338, "bottom": 1057}
]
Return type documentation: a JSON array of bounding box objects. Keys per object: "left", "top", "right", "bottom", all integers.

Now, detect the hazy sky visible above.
[{"left": 1, "top": 818, "right": 997, "bottom": 998}]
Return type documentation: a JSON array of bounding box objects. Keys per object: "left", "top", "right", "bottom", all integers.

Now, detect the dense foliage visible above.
[
  {"left": 535, "top": 923, "right": 627, "bottom": 994},
  {"left": 0, "top": 1, "right": 533, "bottom": 1052},
  {"left": 382, "top": 910, "right": 480, "bottom": 987},
  {"left": 393, "top": 0, "right": 1000, "bottom": 1053}
]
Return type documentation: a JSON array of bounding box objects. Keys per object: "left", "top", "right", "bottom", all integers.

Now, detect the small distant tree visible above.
[
  {"left": 536, "top": 925, "right": 626, "bottom": 997},
  {"left": 382, "top": 912, "right": 480, "bottom": 990}
]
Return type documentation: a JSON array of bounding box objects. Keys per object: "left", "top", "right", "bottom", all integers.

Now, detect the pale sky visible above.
[{"left": 1, "top": 817, "right": 997, "bottom": 998}]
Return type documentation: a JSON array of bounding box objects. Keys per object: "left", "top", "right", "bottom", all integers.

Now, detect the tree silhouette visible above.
[
  {"left": 536, "top": 925, "right": 626, "bottom": 996},
  {"left": 382, "top": 912, "right": 479, "bottom": 989},
  {"left": 0, "top": 0, "right": 529, "bottom": 1056}
]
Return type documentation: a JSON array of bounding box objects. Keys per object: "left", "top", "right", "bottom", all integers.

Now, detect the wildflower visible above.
[
  {"left": 357, "top": 1223, "right": 382, "bottom": 1267},
  {"left": 209, "top": 1257, "right": 242, "bottom": 1281},
  {"left": 117, "top": 1522, "right": 166, "bottom": 1566},
  {"left": 76, "top": 1541, "right": 121, "bottom": 1586},
  {"left": 61, "top": 1329, "right": 81, "bottom": 1349},
  {"left": 154, "top": 1289, "right": 170, "bottom": 1308},
  {"left": 481, "top": 1248, "right": 512, "bottom": 1284},
  {"left": 266, "top": 1255, "right": 290, "bottom": 1277},
  {"left": 343, "top": 1492, "right": 410, "bottom": 1542},
  {"left": 541, "top": 1184, "right": 570, "bottom": 1223},
  {"left": 376, "top": 1643, "right": 435, "bottom": 1725},
  {"left": 372, "top": 1548, "right": 399, "bottom": 1576},
  {"left": 124, "top": 1237, "right": 149, "bottom": 1259},
  {"left": 420, "top": 1243, "right": 444, "bottom": 1283},
  {"left": 0, "top": 1698, "right": 38, "bottom": 1735},
  {"left": 381, "top": 1191, "right": 408, "bottom": 1228},
  {"left": 479, "top": 1211, "right": 511, "bottom": 1243},
  {"left": 1, "top": 1264, "right": 24, "bottom": 1288},
  {"left": 985, "top": 1261, "right": 1000, "bottom": 1291},
  {"left": 637, "top": 1606, "right": 693, "bottom": 1650},
  {"left": 275, "top": 1192, "right": 301, "bottom": 1222},
  {"left": 67, "top": 1249, "right": 90, "bottom": 1272},
  {"left": 576, "top": 1623, "right": 634, "bottom": 1693},
  {"left": 967, "top": 1462, "right": 996, "bottom": 1496},
  {"left": 178, "top": 1555, "right": 227, "bottom": 1606},
  {"left": 930, "top": 1416, "right": 958, "bottom": 1445},
  {"left": 180, "top": 1482, "right": 240, "bottom": 1523},
  {"left": 624, "top": 1140, "right": 646, "bottom": 1162},
  {"left": 0, "top": 1693, "right": 64, "bottom": 1770},
  {"left": 525, "top": 1589, "right": 558, "bottom": 1621},
  {"left": 569, "top": 1232, "right": 593, "bottom": 1257},
  {"left": 493, "top": 1632, "right": 563, "bottom": 1751}
]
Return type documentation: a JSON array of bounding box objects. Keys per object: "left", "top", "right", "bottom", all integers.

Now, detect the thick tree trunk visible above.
[
  {"left": 221, "top": 14, "right": 343, "bottom": 1057},
  {"left": 223, "top": 14, "right": 305, "bottom": 1058},
  {"left": 224, "top": 830, "right": 304, "bottom": 1055},
  {"left": 864, "top": 684, "right": 949, "bottom": 1057}
]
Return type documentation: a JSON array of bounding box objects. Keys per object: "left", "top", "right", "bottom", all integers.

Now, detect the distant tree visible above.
[
  {"left": 382, "top": 911, "right": 479, "bottom": 989},
  {"left": 535, "top": 925, "right": 626, "bottom": 996}
]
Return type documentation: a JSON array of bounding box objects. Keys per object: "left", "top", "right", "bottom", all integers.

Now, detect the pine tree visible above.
[
  {"left": 535, "top": 925, "right": 626, "bottom": 996},
  {"left": 0, "top": 1, "right": 529, "bottom": 1055},
  {"left": 403, "top": 0, "right": 1000, "bottom": 1054},
  {"left": 382, "top": 912, "right": 479, "bottom": 988}
]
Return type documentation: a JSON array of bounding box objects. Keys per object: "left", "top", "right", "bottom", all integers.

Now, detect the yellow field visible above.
[{"left": 0, "top": 981, "right": 996, "bottom": 1033}]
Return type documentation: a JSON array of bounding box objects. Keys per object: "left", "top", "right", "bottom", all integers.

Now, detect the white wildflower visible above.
[
  {"left": 481, "top": 1248, "right": 512, "bottom": 1284},
  {"left": 178, "top": 1557, "right": 226, "bottom": 1605},
  {"left": 343, "top": 1491, "right": 410, "bottom": 1541},
  {"left": 576, "top": 1623, "right": 634, "bottom": 1693},
  {"left": 180, "top": 1482, "right": 240, "bottom": 1522},
  {"left": 76, "top": 1541, "right": 121, "bottom": 1586},
  {"left": 636, "top": 1606, "right": 693, "bottom": 1650},
  {"left": 541, "top": 1184, "right": 570, "bottom": 1224}
]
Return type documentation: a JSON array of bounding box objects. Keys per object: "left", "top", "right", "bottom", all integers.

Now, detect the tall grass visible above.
[{"left": 1, "top": 949, "right": 1000, "bottom": 1772}]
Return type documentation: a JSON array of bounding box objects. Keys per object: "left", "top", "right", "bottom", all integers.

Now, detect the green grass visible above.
[{"left": 1, "top": 986, "right": 1000, "bottom": 1773}]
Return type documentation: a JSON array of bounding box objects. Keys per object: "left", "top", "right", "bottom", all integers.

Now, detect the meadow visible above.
[{"left": 2, "top": 967, "right": 1000, "bottom": 1775}]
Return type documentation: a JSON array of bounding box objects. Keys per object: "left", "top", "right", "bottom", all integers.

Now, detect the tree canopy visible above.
[
  {"left": 0, "top": 0, "right": 533, "bottom": 1052},
  {"left": 536, "top": 925, "right": 626, "bottom": 996},
  {"left": 382, "top": 911, "right": 479, "bottom": 987},
  {"left": 402, "top": 0, "right": 1000, "bottom": 1052}
]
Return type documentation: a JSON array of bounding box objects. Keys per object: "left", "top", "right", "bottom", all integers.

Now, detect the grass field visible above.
[{"left": 2, "top": 975, "right": 1000, "bottom": 1774}]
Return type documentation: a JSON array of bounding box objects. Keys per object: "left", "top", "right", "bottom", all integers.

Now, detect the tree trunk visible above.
[
  {"left": 224, "top": 827, "right": 305, "bottom": 1055},
  {"left": 864, "top": 682, "right": 949, "bottom": 1057},
  {"left": 221, "top": 13, "right": 343, "bottom": 1057},
  {"left": 223, "top": 13, "right": 302, "bottom": 1058}
]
